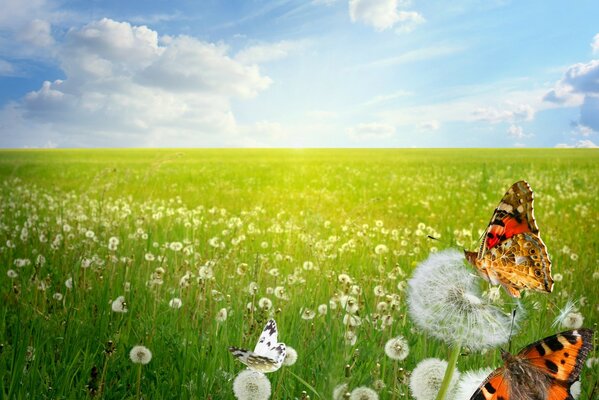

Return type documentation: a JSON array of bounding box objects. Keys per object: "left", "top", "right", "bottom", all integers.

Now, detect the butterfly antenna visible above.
[{"left": 507, "top": 308, "right": 517, "bottom": 353}]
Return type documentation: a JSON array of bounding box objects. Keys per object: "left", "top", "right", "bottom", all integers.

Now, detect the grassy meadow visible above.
[{"left": 0, "top": 149, "right": 597, "bottom": 399}]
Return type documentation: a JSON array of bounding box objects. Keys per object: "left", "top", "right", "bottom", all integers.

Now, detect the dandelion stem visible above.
[
  {"left": 434, "top": 340, "right": 461, "bottom": 400},
  {"left": 136, "top": 364, "right": 142, "bottom": 399}
]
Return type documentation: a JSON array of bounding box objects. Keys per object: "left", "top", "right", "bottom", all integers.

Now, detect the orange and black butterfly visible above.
[
  {"left": 470, "top": 328, "right": 594, "bottom": 400},
  {"left": 465, "top": 181, "right": 553, "bottom": 298}
]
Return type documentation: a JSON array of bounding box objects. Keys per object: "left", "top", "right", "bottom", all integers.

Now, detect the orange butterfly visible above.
[
  {"left": 465, "top": 181, "right": 553, "bottom": 298},
  {"left": 470, "top": 328, "right": 594, "bottom": 400}
]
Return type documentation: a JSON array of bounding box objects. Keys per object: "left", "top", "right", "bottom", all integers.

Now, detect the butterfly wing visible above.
[
  {"left": 469, "top": 369, "right": 510, "bottom": 400},
  {"left": 468, "top": 232, "right": 553, "bottom": 298},
  {"left": 478, "top": 181, "right": 539, "bottom": 259},
  {"left": 229, "top": 319, "right": 286, "bottom": 373},
  {"left": 518, "top": 329, "right": 594, "bottom": 384}
]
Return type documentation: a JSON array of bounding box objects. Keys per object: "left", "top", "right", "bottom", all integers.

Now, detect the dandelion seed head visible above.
[
  {"left": 53, "top": 292, "right": 63, "bottom": 301},
  {"left": 384, "top": 335, "right": 409, "bottom": 361},
  {"left": 374, "top": 244, "right": 388, "bottom": 255},
  {"left": 333, "top": 383, "right": 350, "bottom": 400},
  {"left": 216, "top": 307, "right": 228, "bottom": 322},
  {"left": 409, "top": 358, "right": 459, "bottom": 400},
  {"left": 453, "top": 368, "right": 494, "bottom": 400},
  {"left": 258, "top": 297, "right": 272, "bottom": 310},
  {"left": 233, "top": 370, "right": 271, "bottom": 400},
  {"left": 129, "top": 345, "right": 152, "bottom": 364},
  {"left": 318, "top": 304, "right": 328, "bottom": 315},
  {"left": 407, "top": 249, "right": 518, "bottom": 350},
  {"left": 570, "top": 381, "right": 581, "bottom": 399},
  {"left": 7, "top": 269, "right": 18, "bottom": 278},
  {"left": 350, "top": 386, "right": 379, "bottom": 400},
  {"left": 111, "top": 295, "right": 128, "bottom": 313},
  {"left": 283, "top": 346, "right": 297, "bottom": 366},
  {"left": 301, "top": 308, "right": 316, "bottom": 320},
  {"left": 561, "top": 311, "right": 584, "bottom": 329},
  {"left": 169, "top": 297, "right": 183, "bottom": 309}
]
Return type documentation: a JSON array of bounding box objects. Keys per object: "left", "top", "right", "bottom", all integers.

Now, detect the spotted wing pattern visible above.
[
  {"left": 229, "top": 319, "right": 286, "bottom": 373},
  {"left": 465, "top": 181, "right": 553, "bottom": 298},
  {"left": 470, "top": 329, "right": 594, "bottom": 400}
]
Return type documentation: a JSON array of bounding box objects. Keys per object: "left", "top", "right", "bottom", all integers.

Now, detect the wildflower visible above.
[
  {"left": 374, "top": 244, "right": 388, "bottom": 255},
  {"left": 283, "top": 346, "right": 297, "bottom": 366},
  {"left": 198, "top": 265, "right": 214, "bottom": 280},
  {"left": 248, "top": 282, "right": 259, "bottom": 295},
  {"left": 144, "top": 253, "right": 155, "bottom": 261},
  {"left": 318, "top": 304, "right": 328, "bottom": 315},
  {"left": 65, "top": 277, "right": 73, "bottom": 289},
  {"left": 409, "top": 358, "right": 460, "bottom": 400},
  {"left": 384, "top": 335, "right": 409, "bottom": 361},
  {"left": 258, "top": 297, "right": 272, "bottom": 310},
  {"left": 216, "top": 308, "right": 228, "bottom": 322},
  {"left": 340, "top": 295, "right": 359, "bottom": 314},
  {"left": 301, "top": 308, "right": 316, "bottom": 320},
  {"left": 373, "top": 285, "right": 385, "bottom": 297},
  {"left": 350, "top": 386, "right": 379, "bottom": 400},
  {"left": 560, "top": 311, "right": 584, "bottom": 329},
  {"left": 303, "top": 261, "right": 314, "bottom": 270},
  {"left": 53, "top": 293, "right": 63, "bottom": 301},
  {"left": 274, "top": 286, "right": 288, "bottom": 300},
  {"left": 7, "top": 269, "right": 18, "bottom": 278},
  {"left": 344, "top": 330, "right": 357, "bottom": 346},
  {"left": 343, "top": 314, "right": 362, "bottom": 327},
  {"left": 111, "top": 296, "right": 128, "bottom": 313},
  {"left": 338, "top": 273, "right": 352, "bottom": 284},
  {"left": 333, "top": 383, "right": 350, "bottom": 400},
  {"left": 233, "top": 370, "right": 271, "bottom": 400},
  {"left": 108, "top": 236, "right": 119, "bottom": 251},
  {"left": 407, "top": 250, "right": 518, "bottom": 350},
  {"left": 169, "top": 298, "right": 183, "bottom": 309},
  {"left": 169, "top": 242, "right": 183, "bottom": 251},
  {"left": 553, "top": 273, "right": 563, "bottom": 282},
  {"left": 453, "top": 368, "right": 494, "bottom": 400},
  {"left": 237, "top": 263, "right": 248, "bottom": 275},
  {"left": 85, "top": 230, "right": 95, "bottom": 239},
  {"left": 129, "top": 345, "right": 152, "bottom": 364}
]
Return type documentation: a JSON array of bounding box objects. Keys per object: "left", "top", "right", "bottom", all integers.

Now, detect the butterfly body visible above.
[
  {"left": 229, "top": 319, "right": 286, "bottom": 373},
  {"left": 471, "top": 329, "right": 594, "bottom": 400},
  {"left": 465, "top": 181, "right": 553, "bottom": 298}
]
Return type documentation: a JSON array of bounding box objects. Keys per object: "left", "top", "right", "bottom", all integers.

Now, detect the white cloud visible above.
[
  {"left": 555, "top": 140, "right": 598, "bottom": 148},
  {"left": 17, "top": 19, "right": 54, "bottom": 47},
  {"left": 349, "top": 0, "right": 424, "bottom": 32},
  {"left": 0, "top": 59, "right": 15, "bottom": 76},
  {"left": 348, "top": 122, "right": 395, "bottom": 141},
  {"left": 419, "top": 120, "right": 440, "bottom": 131},
  {"left": 235, "top": 40, "right": 307, "bottom": 64},
  {"left": 472, "top": 103, "right": 534, "bottom": 124},
  {"left": 507, "top": 124, "right": 532, "bottom": 139},
  {"left": 545, "top": 59, "right": 599, "bottom": 132},
  {"left": 1, "top": 18, "right": 278, "bottom": 147},
  {"left": 592, "top": 33, "right": 599, "bottom": 54}
]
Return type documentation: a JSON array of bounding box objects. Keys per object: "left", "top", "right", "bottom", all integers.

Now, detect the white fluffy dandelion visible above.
[
  {"left": 111, "top": 295, "right": 128, "bottom": 313},
  {"left": 453, "top": 368, "right": 494, "bottom": 400},
  {"left": 216, "top": 308, "right": 228, "bottom": 322},
  {"left": 407, "top": 249, "right": 518, "bottom": 350},
  {"left": 129, "top": 345, "right": 152, "bottom": 364},
  {"left": 409, "top": 358, "right": 459, "bottom": 400},
  {"left": 384, "top": 335, "right": 409, "bottom": 361},
  {"left": 283, "top": 346, "right": 297, "bottom": 366},
  {"left": 350, "top": 386, "right": 379, "bottom": 400},
  {"left": 169, "top": 297, "right": 183, "bottom": 309},
  {"left": 333, "top": 383, "right": 350, "bottom": 400},
  {"left": 233, "top": 370, "right": 271, "bottom": 400}
]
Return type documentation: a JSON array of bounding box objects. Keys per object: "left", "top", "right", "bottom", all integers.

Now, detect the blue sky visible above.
[{"left": 0, "top": 0, "right": 598, "bottom": 148}]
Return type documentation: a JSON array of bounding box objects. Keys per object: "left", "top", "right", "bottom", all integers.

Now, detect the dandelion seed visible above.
[
  {"left": 407, "top": 250, "right": 518, "bottom": 350},
  {"left": 258, "top": 297, "right": 272, "bottom": 310},
  {"left": 248, "top": 282, "right": 259, "bottom": 295},
  {"left": 7, "top": 269, "right": 18, "bottom": 278},
  {"left": 144, "top": 253, "right": 155, "bottom": 261},
  {"left": 570, "top": 381, "right": 581, "bottom": 399},
  {"left": 372, "top": 379, "right": 385, "bottom": 390},
  {"left": 129, "top": 345, "right": 152, "bottom": 364},
  {"left": 338, "top": 273, "right": 352, "bottom": 284},
  {"left": 233, "top": 370, "right": 271, "bottom": 400},
  {"left": 85, "top": 230, "right": 95, "bottom": 239},
  {"left": 169, "top": 298, "right": 183, "bottom": 309},
  {"left": 303, "top": 261, "right": 314, "bottom": 270},
  {"left": 374, "top": 244, "right": 388, "bottom": 255},
  {"left": 340, "top": 295, "right": 359, "bottom": 314},
  {"left": 65, "top": 277, "right": 73, "bottom": 289},
  {"left": 373, "top": 285, "right": 385, "bottom": 297},
  {"left": 53, "top": 293, "right": 63, "bottom": 301},
  {"left": 111, "top": 296, "right": 128, "bottom": 313},
  {"left": 301, "top": 308, "right": 316, "bottom": 320},
  {"left": 593, "top": 271, "right": 599, "bottom": 280},
  {"left": 25, "top": 346, "right": 35, "bottom": 362},
  {"left": 216, "top": 308, "right": 228, "bottom": 322},
  {"left": 274, "top": 286, "right": 288, "bottom": 300},
  {"left": 343, "top": 314, "right": 361, "bottom": 327},
  {"left": 283, "top": 346, "right": 297, "bottom": 366},
  {"left": 560, "top": 311, "right": 584, "bottom": 329},
  {"left": 317, "top": 304, "right": 328, "bottom": 315},
  {"left": 169, "top": 242, "right": 183, "bottom": 251},
  {"left": 198, "top": 265, "right": 214, "bottom": 280},
  {"left": 237, "top": 263, "right": 248, "bottom": 275},
  {"left": 384, "top": 335, "right": 409, "bottom": 361},
  {"left": 553, "top": 273, "right": 563, "bottom": 282},
  {"left": 453, "top": 368, "right": 494, "bottom": 400},
  {"left": 350, "top": 386, "right": 379, "bottom": 400},
  {"left": 409, "top": 358, "right": 460, "bottom": 400},
  {"left": 344, "top": 330, "right": 357, "bottom": 346},
  {"left": 333, "top": 383, "right": 350, "bottom": 400}
]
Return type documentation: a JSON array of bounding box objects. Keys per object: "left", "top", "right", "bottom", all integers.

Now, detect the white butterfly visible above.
[{"left": 229, "top": 319, "right": 286, "bottom": 373}]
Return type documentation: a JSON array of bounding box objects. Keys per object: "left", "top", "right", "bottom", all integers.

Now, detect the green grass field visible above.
[{"left": 1, "top": 149, "right": 597, "bottom": 399}]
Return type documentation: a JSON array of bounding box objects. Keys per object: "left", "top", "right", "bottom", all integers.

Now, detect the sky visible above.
[{"left": 0, "top": 0, "right": 598, "bottom": 148}]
